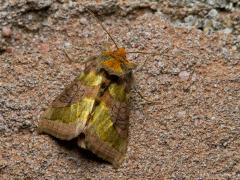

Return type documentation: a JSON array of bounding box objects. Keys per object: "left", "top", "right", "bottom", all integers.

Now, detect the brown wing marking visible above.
[{"left": 51, "top": 58, "right": 100, "bottom": 107}]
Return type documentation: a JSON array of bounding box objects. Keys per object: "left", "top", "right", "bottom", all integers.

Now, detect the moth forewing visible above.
[
  {"left": 38, "top": 5, "right": 145, "bottom": 168},
  {"left": 38, "top": 60, "right": 104, "bottom": 140},
  {"left": 82, "top": 80, "right": 132, "bottom": 168}
]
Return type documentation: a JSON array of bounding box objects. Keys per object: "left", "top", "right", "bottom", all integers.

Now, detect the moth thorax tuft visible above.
[{"left": 116, "top": 48, "right": 126, "bottom": 57}]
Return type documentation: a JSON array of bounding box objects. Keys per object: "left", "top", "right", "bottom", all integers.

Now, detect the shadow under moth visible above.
[{"left": 38, "top": 6, "right": 161, "bottom": 168}]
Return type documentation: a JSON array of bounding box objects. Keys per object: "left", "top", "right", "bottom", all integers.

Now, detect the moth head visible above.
[
  {"left": 100, "top": 48, "right": 137, "bottom": 77},
  {"left": 84, "top": 6, "right": 161, "bottom": 77}
]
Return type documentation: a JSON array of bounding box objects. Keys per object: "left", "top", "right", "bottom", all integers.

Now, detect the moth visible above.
[{"left": 38, "top": 6, "right": 160, "bottom": 168}]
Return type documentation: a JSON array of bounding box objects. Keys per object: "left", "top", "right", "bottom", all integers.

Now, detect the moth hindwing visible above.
[{"left": 38, "top": 48, "right": 135, "bottom": 167}]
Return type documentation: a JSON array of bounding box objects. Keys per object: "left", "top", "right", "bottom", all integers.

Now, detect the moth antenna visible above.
[
  {"left": 127, "top": 48, "right": 170, "bottom": 56},
  {"left": 83, "top": 5, "right": 119, "bottom": 49},
  {"left": 127, "top": 51, "right": 161, "bottom": 55}
]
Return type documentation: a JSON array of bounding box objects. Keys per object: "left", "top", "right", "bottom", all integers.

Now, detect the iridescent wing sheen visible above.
[
  {"left": 38, "top": 59, "right": 104, "bottom": 140},
  {"left": 78, "top": 80, "right": 132, "bottom": 167}
]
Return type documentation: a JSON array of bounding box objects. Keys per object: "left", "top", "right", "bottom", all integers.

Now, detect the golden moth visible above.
[
  {"left": 38, "top": 48, "right": 135, "bottom": 167},
  {"left": 38, "top": 6, "right": 159, "bottom": 168}
]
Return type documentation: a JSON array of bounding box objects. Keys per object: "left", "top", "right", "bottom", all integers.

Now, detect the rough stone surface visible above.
[
  {"left": 0, "top": 0, "right": 240, "bottom": 179},
  {"left": 1, "top": 26, "right": 12, "bottom": 38}
]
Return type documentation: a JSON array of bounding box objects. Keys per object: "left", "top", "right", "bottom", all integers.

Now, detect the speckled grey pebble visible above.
[
  {"left": 208, "top": 9, "right": 219, "bottom": 19},
  {"left": 28, "top": 0, "right": 53, "bottom": 10},
  {"left": 184, "top": 15, "right": 197, "bottom": 26},
  {"left": 79, "top": 17, "right": 88, "bottom": 25},
  {"left": 171, "top": 68, "right": 180, "bottom": 75},
  {"left": 2, "top": 26, "right": 12, "bottom": 37},
  {"left": 179, "top": 71, "right": 190, "bottom": 80},
  {"left": 63, "top": 42, "right": 72, "bottom": 49}
]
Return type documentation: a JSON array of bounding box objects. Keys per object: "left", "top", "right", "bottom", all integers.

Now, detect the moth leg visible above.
[
  {"left": 134, "top": 47, "right": 171, "bottom": 73},
  {"left": 64, "top": 48, "right": 97, "bottom": 64},
  {"left": 63, "top": 49, "right": 74, "bottom": 64},
  {"left": 134, "top": 54, "right": 150, "bottom": 73},
  {"left": 133, "top": 47, "right": 171, "bottom": 104},
  {"left": 82, "top": 56, "right": 99, "bottom": 64},
  {"left": 133, "top": 83, "right": 161, "bottom": 104}
]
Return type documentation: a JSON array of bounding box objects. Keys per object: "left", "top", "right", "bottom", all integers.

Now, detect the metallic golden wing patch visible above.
[
  {"left": 38, "top": 61, "right": 104, "bottom": 140},
  {"left": 79, "top": 82, "right": 131, "bottom": 167}
]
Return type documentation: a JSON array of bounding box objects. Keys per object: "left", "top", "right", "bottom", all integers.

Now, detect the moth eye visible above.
[
  {"left": 100, "top": 82, "right": 107, "bottom": 89},
  {"left": 109, "top": 74, "right": 119, "bottom": 81}
]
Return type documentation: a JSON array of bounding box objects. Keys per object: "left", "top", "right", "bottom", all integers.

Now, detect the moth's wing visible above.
[
  {"left": 78, "top": 81, "right": 131, "bottom": 167},
  {"left": 38, "top": 59, "right": 104, "bottom": 140}
]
